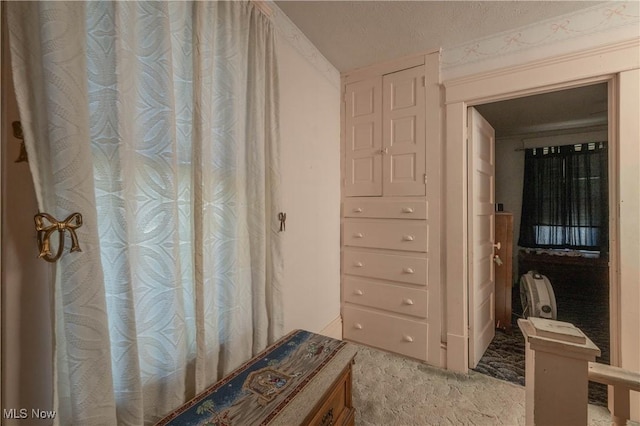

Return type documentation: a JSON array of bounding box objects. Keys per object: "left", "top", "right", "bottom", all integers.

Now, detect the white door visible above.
[
  {"left": 344, "top": 77, "right": 383, "bottom": 196},
  {"left": 382, "top": 65, "right": 426, "bottom": 196},
  {"left": 468, "top": 107, "right": 496, "bottom": 369}
]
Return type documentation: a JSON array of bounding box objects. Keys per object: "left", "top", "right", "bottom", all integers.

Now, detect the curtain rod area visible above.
[
  {"left": 496, "top": 125, "right": 608, "bottom": 152},
  {"left": 496, "top": 124, "right": 607, "bottom": 142}
]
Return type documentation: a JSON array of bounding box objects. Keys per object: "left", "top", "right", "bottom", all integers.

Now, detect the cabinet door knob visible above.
[
  {"left": 403, "top": 267, "right": 415, "bottom": 274},
  {"left": 354, "top": 232, "right": 364, "bottom": 239},
  {"left": 403, "top": 298, "right": 414, "bottom": 305},
  {"left": 402, "top": 207, "right": 414, "bottom": 213},
  {"left": 403, "top": 335, "right": 414, "bottom": 343},
  {"left": 354, "top": 289, "right": 364, "bottom": 296},
  {"left": 353, "top": 207, "right": 363, "bottom": 213},
  {"left": 402, "top": 235, "right": 415, "bottom": 241},
  {"left": 355, "top": 262, "right": 364, "bottom": 268},
  {"left": 354, "top": 323, "right": 363, "bottom": 330}
]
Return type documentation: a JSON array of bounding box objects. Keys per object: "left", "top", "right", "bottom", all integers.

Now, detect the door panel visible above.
[
  {"left": 383, "top": 66, "right": 426, "bottom": 196},
  {"left": 468, "top": 107, "right": 496, "bottom": 369},
  {"left": 345, "top": 78, "right": 382, "bottom": 196}
]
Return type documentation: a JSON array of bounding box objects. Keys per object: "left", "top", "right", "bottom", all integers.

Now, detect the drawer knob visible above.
[
  {"left": 403, "top": 335, "right": 414, "bottom": 343},
  {"left": 403, "top": 267, "right": 415, "bottom": 274},
  {"left": 353, "top": 207, "right": 363, "bottom": 213},
  {"left": 354, "top": 262, "right": 364, "bottom": 268},
  {"left": 403, "top": 298, "right": 414, "bottom": 305},
  {"left": 354, "top": 323, "right": 363, "bottom": 330},
  {"left": 402, "top": 207, "right": 414, "bottom": 213},
  {"left": 354, "top": 289, "right": 364, "bottom": 296},
  {"left": 402, "top": 235, "right": 415, "bottom": 241},
  {"left": 354, "top": 232, "right": 364, "bottom": 239}
]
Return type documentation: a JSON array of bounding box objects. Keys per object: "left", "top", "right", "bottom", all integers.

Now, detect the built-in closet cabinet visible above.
[
  {"left": 341, "top": 52, "right": 442, "bottom": 366},
  {"left": 344, "top": 66, "right": 426, "bottom": 197}
]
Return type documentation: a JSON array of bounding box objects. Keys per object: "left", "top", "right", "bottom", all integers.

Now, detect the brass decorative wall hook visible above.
[{"left": 34, "top": 212, "right": 83, "bottom": 262}]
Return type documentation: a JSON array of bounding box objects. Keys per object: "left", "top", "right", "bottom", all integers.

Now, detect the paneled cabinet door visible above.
[
  {"left": 344, "top": 66, "right": 426, "bottom": 197},
  {"left": 383, "top": 65, "right": 426, "bottom": 196},
  {"left": 344, "top": 78, "right": 383, "bottom": 196}
]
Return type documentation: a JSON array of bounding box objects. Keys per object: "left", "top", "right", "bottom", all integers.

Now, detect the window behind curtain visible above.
[{"left": 518, "top": 142, "right": 608, "bottom": 255}]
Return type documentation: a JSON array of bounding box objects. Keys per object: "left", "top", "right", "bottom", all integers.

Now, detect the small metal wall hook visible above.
[
  {"left": 12, "top": 121, "right": 29, "bottom": 163},
  {"left": 278, "top": 212, "right": 286, "bottom": 232}
]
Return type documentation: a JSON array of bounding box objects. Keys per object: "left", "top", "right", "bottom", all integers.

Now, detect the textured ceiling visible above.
[
  {"left": 476, "top": 83, "right": 608, "bottom": 137},
  {"left": 275, "top": 1, "right": 608, "bottom": 73}
]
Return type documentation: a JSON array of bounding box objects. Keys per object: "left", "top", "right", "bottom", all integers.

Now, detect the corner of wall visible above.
[
  {"left": 319, "top": 316, "right": 343, "bottom": 340},
  {"left": 268, "top": 0, "right": 340, "bottom": 89}
]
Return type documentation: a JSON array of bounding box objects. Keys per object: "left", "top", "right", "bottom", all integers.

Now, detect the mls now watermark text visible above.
[{"left": 3, "top": 408, "right": 57, "bottom": 420}]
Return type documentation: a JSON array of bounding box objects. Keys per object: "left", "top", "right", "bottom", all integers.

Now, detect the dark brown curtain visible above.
[{"left": 518, "top": 142, "right": 608, "bottom": 255}]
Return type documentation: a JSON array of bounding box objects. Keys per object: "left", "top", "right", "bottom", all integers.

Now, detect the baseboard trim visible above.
[
  {"left": 446, "top": 333, "right": 468, "bottom": 373},
  {"left": 440, "top": 343, "right": 448, "bottom": 369},
  {"left": 320, "top": 316, "right": 343, "bottom": 340}
]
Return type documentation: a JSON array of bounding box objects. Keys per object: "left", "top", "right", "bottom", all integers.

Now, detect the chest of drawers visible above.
[
  {"left": 341, "top": 53, "right": 442, "bottom": 367},
  {"left": 341, "top": 198, "right": 431, "bottom": 362}
]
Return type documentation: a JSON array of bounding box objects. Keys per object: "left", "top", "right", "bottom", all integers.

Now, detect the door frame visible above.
[{"left": 443, "top": 38, "right": 639, "bottom": 378}]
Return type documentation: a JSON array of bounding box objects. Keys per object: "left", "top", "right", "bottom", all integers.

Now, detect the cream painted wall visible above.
[
  {"left": 495, "top": 137, "right": 524, "bottom": 283},
  {"left": 494, "top": 128, "right": 609, "bottom": 281},
  {"left": 276, "top": 33, "right": 342, "bottom": 336}
]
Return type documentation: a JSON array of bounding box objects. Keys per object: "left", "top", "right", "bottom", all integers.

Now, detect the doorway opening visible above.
[{"left": 471, "top": 83, "right": 610, "bottom": 407}]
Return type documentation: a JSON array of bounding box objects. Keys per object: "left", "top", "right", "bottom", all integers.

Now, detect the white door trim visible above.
[{"left": 443, "top": 38, "right": 639, "bottom": 377}]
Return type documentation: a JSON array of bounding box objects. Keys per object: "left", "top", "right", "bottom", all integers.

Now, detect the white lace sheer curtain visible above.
[{"left": 8, "top": 1, "right": 283, "bottom": 424}]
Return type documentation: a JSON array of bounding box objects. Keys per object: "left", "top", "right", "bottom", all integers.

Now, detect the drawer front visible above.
[
  {"left": 343, "top": 306, "right": 428, "bottom": 361},
  {"left": 344, "top": 198, "right": 427, "bottom": 219},
  {"left": 343, "top": 277, "right": 428, "bottom": 319},
  {"left": 343, "top": 219, "right": 427, "bottom": 252},
  {"left": 343, "top": 249, "right": 427, "bottom": 286},
  {"left": 308, "top": 366, "right": 351, "bottom": 426}
]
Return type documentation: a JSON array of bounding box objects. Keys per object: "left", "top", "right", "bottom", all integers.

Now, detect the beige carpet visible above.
[{"left": 351, "top": 344, "right": 612, "bottom": 426}]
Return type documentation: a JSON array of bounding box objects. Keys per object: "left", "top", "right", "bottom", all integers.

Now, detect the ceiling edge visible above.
[
  {"left": 268, "top": 1, "right": 638, "bottom": 88},
  {"left": 268, "top": 0, "right": 340, "bottom": 89}
]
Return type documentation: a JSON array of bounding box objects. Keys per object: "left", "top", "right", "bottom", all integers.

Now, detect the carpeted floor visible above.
[
  {"left": 473, "top": 278, "right": 610, "bottom": 407},
  {"left": 352, "top": 343, "right": 612, "bottom": 425},
  {"left": 473, "top": 329, "right": 526, "bottom": 387},
  {"left": 348, "top": 270, "right": 614, "bottom": 424}
]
